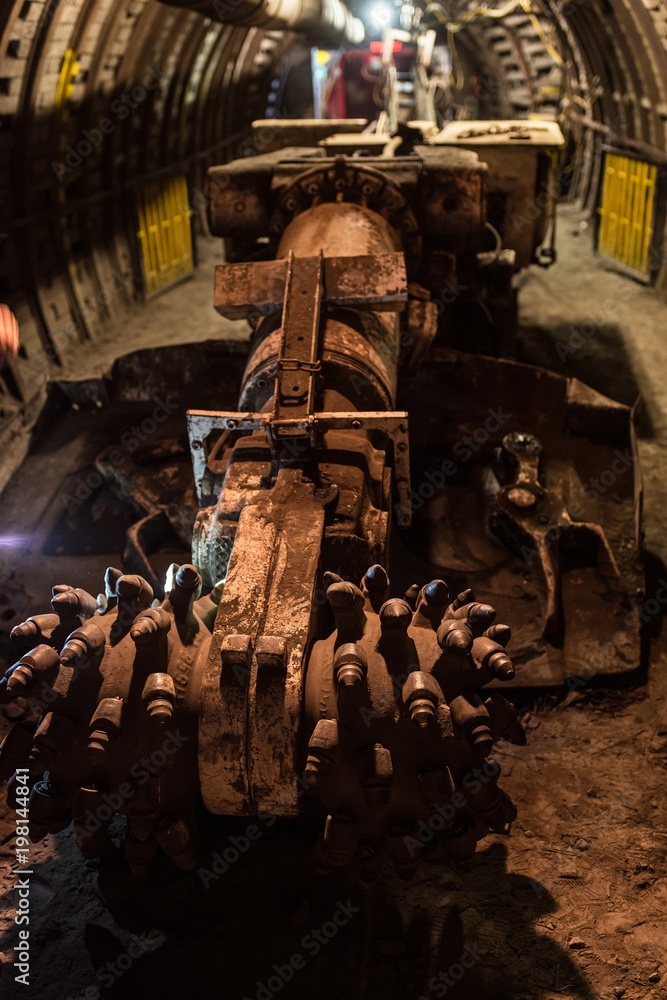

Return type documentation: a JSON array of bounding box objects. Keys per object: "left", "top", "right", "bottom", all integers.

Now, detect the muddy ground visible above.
[{"left": 0, "top": 210, "right": 665, "bottom": 1000}]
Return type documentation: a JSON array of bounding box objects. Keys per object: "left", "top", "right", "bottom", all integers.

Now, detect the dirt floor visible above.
[{"left": 0, "top": 208, "right": 666, "bottom": 1000}]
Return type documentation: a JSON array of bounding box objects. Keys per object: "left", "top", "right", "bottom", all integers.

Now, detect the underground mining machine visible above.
[{"left": 0, "top": 126, "right": 643, "bottom": 879}]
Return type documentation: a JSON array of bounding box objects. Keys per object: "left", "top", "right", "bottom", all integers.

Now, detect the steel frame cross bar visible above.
[
  {"left": 273, "top": 250, "right": 324, "bottom": 431},
  {"left": 213, "top": 253, "right": 408, "bottom": 319}
]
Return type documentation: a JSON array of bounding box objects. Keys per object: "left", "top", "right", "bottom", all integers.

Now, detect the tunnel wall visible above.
[
  {"left": 0, "top": 0, "right": 289, "bottom": 433},
  {"left": 429, "top": 0, "right": 667, "bottom": 289},
  {"left": 542, "top": 0, "right": 667, "bottom": 215}
]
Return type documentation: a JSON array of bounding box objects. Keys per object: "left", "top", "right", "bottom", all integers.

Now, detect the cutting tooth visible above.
[
  {"left": 28, "top": 779, "right": 68, "bottom": 843},
  {"left": 304, "top": 719, "right": 339, "bottom": 792},
  {"left": 418, "top": 764, "right": 456, "bottom": 808},
  {"left": 333, "top": 643, "right": 368, "bottom": 692},
  {"left": 73, "top": 785, "right": 113, "bottom": 859},
  {"left": 127, "top": 804, "right": 157, "bottom": 841},
  {"left": 449, "top": 589, "right": 475, "bottom": 612},
  {"left": 59, "top": 622, "right": 106, "bottom": 671},
  {"left": 379, "top": 598, "right": 412, "bottom": 633},
  {"left": 51, "top": 587, "right": 98, "bottom": 622},
  {"left": 103, "top": 567, "right": 123, "bottom": 610},
  {"left": 29, "top": 712, "right": 76, "bottom": 770},
  {"left": 323, "top": 809, "right": 359, "bottom": 867},
  {"left": 130, "top": 608, "right": 171, "bottom": 646},
  {"left": 112, "top": 575, "right": 154, "bottom": 639},
  {"left": 142, "top": 673, "right": 176, "bottom": 725},
  {"left": 6, "top": 645, "right": 61, "bottom": 698},
  {"left": 88, "top": 698, "right": 124, "bottom": 766},
  {"left": 327, "top": 581, "right": 365, "bottom": 643},
  {"left": 356, "top": 841, "right": 384, "bottom": 882},
  {"left": 116, "top": 574, "right": 154, "bottom": 607},
  {"left": 465, "top": 768, "right": 517, "bottom": 834},
  {"left": 445, "top": 602, "right": 497, "bottom": 638},
  {"left": 312, "top": 836, "right": 336, "bottom": 876},
  {"left": 402, "top": 672, "right": 442, "bottom": 729},
  {"left": 361, "top": 565, "right": 390, "bottom": 612},
  {"left": 323, "top": 571, "right": 343, "bottom": 589},
  {"left": 412, "top": 580, "right": 449, "bottom": 630},
  {"left": 358, "top": 743, "right": 393, "bottom": 816},
  {"left": 435, "top": 816, "right": 478, "bottom": 867},
  {"left": 449, "top": 693, "right": 494, "bottom": 757},
  {"left": 484, "top": 692, "right": 526, "bottom": 745},
  {"left": 484, "top": 623, "right": 511, "bottom": 647},
  {"left": 10, "top": 614, "right": 60, "bottom": 643},
  {"left": 472, "top": 637, "right": 515, "bottom": 681},
  {"left": 166, "top": 564, "right": 202, "bottom": 625},
  {"left": 386, "top": 819, "right": 420, "bottom": 879},
  {"left": 437, "top": 619, "right": 473, "bottom": 656}
]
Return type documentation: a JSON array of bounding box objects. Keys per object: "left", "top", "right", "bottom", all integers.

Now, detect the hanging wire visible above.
[
  {"left": 426, "top": 0, "right": 530, "bottom": 30},
  {"left": 425, "top": 0, "right": 564, "bottom": 68},
  {"left": 447, "top": 27, "right": 466, "bottom": 92},
  {"left": 423, "top": 0, "right": 592, "bottom": 126}
]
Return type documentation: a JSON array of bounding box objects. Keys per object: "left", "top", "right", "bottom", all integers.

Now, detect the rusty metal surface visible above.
[
  {"left": 429, "top": 123, "right": 565, "bottom": 269},
  {"left": 208, "top": 142, "right": 519, "bottom": 357},
  {"left": 398, "top": 348, "right": 643, "bottom": 686},
  {"left": 0, "top": 568, "right": 208, "bottom": 869},
  {"left": 251, "top": 118, "right": 368, "bottom": 153},
  {"left": 186, "top": 408, "right": 411, "bottom": 542},
  {"left": 207, "top": 146, "right": 489, "bottom": 274},
  {"left": 241, "top": 472, "right": 325, "bottom": 814},
  {"left": 324, "top": 253, "right": 407, "bottom": 311},
  {"left": 303, "top": 568, "right": 523, "bottom": 875},
  {"left": 214, "top": 253, "right": 408, "bottom": 320},
  {"left": 416, "top": 146, "right": 489, "bottom": 253},
  {"left": 492, "top": 430, "right": 623, "bottom": 640},
  {"left": 274, "top": 251, "right": 324, "bottom": 427},
  {"left": 0, "top": 127, "right": 643, "bottom": 888},
  {"left": 271, "top": 166, "right": 422, "bottom": 269},
  {"left": 207, "top": 149, "right": 320, "bottom": 240}
]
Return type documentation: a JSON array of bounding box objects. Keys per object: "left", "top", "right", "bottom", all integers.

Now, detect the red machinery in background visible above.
[{"left": 322, "top": 41, "right": 417, "bottom": 123}]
